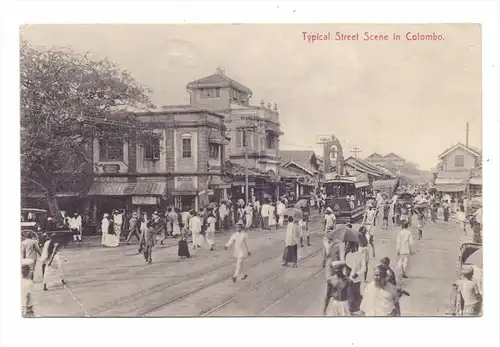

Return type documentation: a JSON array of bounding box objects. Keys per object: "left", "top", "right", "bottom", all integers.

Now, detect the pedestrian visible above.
[
  {"left": 70, "top": 212, "right": 83, "bottom": 242},
  {"left": 21, "top": 259, "right": 35, "bottom": 317},
  {"left": 443, "top": 200, "right": 450, "bottom": 222},
  {"left": 21, "top": 234, "right": 41, "bottom": 280},
  {"left": 456, "top": 266, "right": 482, "bottom": 316},
  {"left": 155, "top": 212, "right": 167, "bottom": 245},
  {"left": 457, "top": 204, "right": 467, "bottom": 234},
  {"left": 269, "top": 202, "right": 277, "bottom": 229},
  {"left": 322, "top": 226, "right": 335, "bottom": 269},
  {"left": 41, "top": 234, "right": 66, "bottom": 291},
  {"left": 357, "top": 226, "right": 370, "bottom": 281},
  {"left": 396, "top": 222, "right": 414, "bottom": 279},
  {"left": 282, "top": 216, "right": 299, "bottom": 267},
  {"left": 126, "top": 212, "right": 141, "bottom": 245},
  {"left": 393, "top": 203, "right": 401, "bottom": 227},
  {"left": 189, "top": 210, "right": 202, "bottom": 250},
  {"left": 380, "top": 257, "right": 397, "bottom": 286},
  {"left": 138, "top": 216, "right": 148, "bottom": 253},
  {"left": 345, "top": 241, "right": 365, "bottom": 314},
  {"left": 277, "top": 199, "right": 286, "bottom": 228},
  {"left": 244, "top": 203, "right": 253, "bottom": 230},
  {"left": 172, "top": 208, "right": 181, "bottom": 237},
  {"left": 219, "top": 202, "right": 228, "bottom": 230},
  {"left": 324, "top": 207, "right": 336, "bottom": 233},
  {"left": 431, "top": 202, "right": 438, "bottom": 223},
  {"left": 177, "top": 222, "right": 191, "bottom": 259},
  {"left": 112, "top": 210, "right": 123, "bottom": 245},
  {"left": 416, "top": 208, "right": 425, "bottom": 240},
  {"left": 299, "top": 213, "right": 310, "bottom": 247},
  {"left": 362, "top": 206, "right": 377, "bottom": 257},
  {"left": 225, "top": 220, "right": 251, "bottom": 283},
  {"left": 140, "top": 221, "right": 155, "bottom": 265},
  {"left": 101, "top": 213, "right": 110, "bottom": 246},
  {"left": 261, "top": 200, "right": 271, "bottom": 230},
  {"left": 323, "top": 261, "right": 351, "bottom": 316},
  {"left": 205, "top": 212, "right": 217, "bottom": 251},
  {"left": 382, "top": 200, "right": 391, "bottom": 230},
  {"left": 165, "top": 208, "right": 174, "bottom": 238},
  {"left": 360, "top": 265, "right": 401, "bottom": 316}
]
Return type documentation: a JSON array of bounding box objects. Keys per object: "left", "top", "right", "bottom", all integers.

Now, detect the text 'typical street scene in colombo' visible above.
[{"left": 20, "top": 24, "right": 482, "bottom": 317}]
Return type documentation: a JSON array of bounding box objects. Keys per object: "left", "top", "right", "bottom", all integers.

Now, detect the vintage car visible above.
[{"left": 21, "top": 208, "right": 73, "bottom": 246}]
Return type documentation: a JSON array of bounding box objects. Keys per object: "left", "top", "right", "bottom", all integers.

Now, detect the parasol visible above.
[
  {"left": 295, "top": 199, "right": 308, "bottom": 208},
  {"left": 330, "top": 225, "right": 364, "bottom": 243},
  {"left": 464, "top": 248, "right": 483, "bottom": 268}
]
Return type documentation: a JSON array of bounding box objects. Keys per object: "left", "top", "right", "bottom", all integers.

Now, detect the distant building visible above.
[
  {"left": 365, "top": 152, "right": 405, "bottom": 168},
  {"left": 434, "top": 143, "right": 482, "bottom": 195}
]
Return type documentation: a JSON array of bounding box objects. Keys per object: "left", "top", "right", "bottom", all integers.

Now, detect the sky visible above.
[{"left": 21, "top": 24, "right": 482, "bottom": 170}]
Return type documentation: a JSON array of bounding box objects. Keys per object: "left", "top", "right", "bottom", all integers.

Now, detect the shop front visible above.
[
  {"left": 172, "top": 176, "right": 198, "bottom": 212},
  {"left": 87, "top": 179, "right": 135, "bottom": 220},
  {"left": 130, "top": 180, "right": 168, "bottom": 215}
]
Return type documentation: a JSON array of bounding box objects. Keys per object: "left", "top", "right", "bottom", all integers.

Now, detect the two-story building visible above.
[
  {"left": 87, "top": 106, "right": 228, "bottom": 219},
  {"left": 434, "top": 143, "right": 482, "bottom": 195},
  {"left": 186, "top": 69, "right": 283, "bottom": 201},
  {"left": 365, "top": 152, "right": 406, "bottom": 169}
]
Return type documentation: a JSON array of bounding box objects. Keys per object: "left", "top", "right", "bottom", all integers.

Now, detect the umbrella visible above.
[
  {"left": 284, "top": 207, "right": 303, "bottom": 219},
  {"left": 295, "top": 199, "right": 308, "bottom": 208},
  {"left": 464, "top": 248, "right": 483, "bottom": 268},
  {"left": 330, "top": 225, "right": 364, "bottom": 243}
]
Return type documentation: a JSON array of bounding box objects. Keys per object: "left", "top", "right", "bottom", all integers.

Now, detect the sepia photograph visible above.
[{"left": 18, "top": 22, "right": 484, "bottom": 318}]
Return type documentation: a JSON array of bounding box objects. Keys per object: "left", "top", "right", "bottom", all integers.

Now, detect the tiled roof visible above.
[
  {"left": 436, "top": 170, "right": 471, "bottom": 179},
  {"left": 278, "top": 166, "right": 301, "bottom": 177},
  {"left": 365, "top": 152, "right": 383, "bottom": 160},
  {"left": 223, "top": 161, "right": 267, "bottom": 177},
  {"left": 345, "top": 157, "right": 383, "bottom": 177},
  {"left": 438, "top": 143, "right": 482, "bottom": 159},
  {"left": 87, "top": 182, "right": 135, "bottom": 196},
  {"left": 132, "top": 181, "right": 167, "bottom": 196},
  {"left": 384, "top": 152, "right": 404, "bottom": 160},
  {"left": 186, "top": 70, "right": 253, "bottom": 95},
  {"left": 280, "top": 150, "right": 318, "bottom": 172}
]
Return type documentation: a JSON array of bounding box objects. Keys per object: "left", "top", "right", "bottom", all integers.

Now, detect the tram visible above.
[{"left": 322, "top": 173, "right": 371, "bottom": 224}]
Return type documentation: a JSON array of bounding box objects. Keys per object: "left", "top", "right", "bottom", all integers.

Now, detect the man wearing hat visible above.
[
  {"left": 324, "top": 207, "right": 336, "bottom": 233},
  {"left": 112, "top": 209, "right": 124, "bottom": 245},
  {"left": 126, "top": 212, "right": 141, "bottom": 245},
  {"left": 225, "top": 220, "right": 251, "bottom": 283},
  {"left": 189, "top": 210, "right": 202, "bottom": 250},
  {"left": 21, "top": 259, "right": 35, "bottom": 317}
]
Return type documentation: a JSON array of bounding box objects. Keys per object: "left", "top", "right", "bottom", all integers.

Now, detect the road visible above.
[{"left": 32, "top": 214, "right": 464, "bottom": 317}]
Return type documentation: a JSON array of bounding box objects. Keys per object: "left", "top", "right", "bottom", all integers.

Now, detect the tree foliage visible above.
[{"left": 20, "top": 40, "right": 154, "bottom": 214}]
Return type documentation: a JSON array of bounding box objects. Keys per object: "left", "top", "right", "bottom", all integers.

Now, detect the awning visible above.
[
  {"left": 171, "top": 190, "right": 197, "bottom": 196},
  {"left": 469, "top": 177, "right": 482, "bottom": 185},
  {"left": 132, "top": 181, "right": 167, "bottom": 196},
  {"left": 434, "top": 184, "right": 467, "bottom": 192},
  {"left": 354, "top": 181, "right": 370, "bottom": 188},
  {"left": 87, "top": 182, "right": 135, "bottom": 196},
  {"left": 27, "top": 191, "right": 79, "bottom": 198},
  {"left": 435, "top": 178, "right": 468, "bottom": 185}
]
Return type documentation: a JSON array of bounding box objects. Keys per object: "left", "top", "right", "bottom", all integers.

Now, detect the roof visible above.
[
  {"left": 87, "top": 182, "right": 135, "bottom": 196},
  {"left": 438, "top": 143, "right": 482, "bottom": 160},
  {"left": 186, "top": 70, "right": 253, "bottom": 95},
  {"left": 134, "top": 105, "right": 226, "bottom": 118},
  {"left": 132, "top": 181, "right": 167, "bottom": 196},
  {"left": 223, "top": 160, "right": 267, "bottom": 177},
  {"left": 436, "top": 170, "right": 471, "bottom": 179},
  {"left": 365, "top": 153, "right": 384, "bottom": 160},
  {"left": 278, "top": 166, "right": 301, "bottom": 177},
  {"left": 375, "top": 165, "right": 398, "bottom": 179},
  {"left": 280, "top": 150, "right": 318, "bottom": 174},
  {"left": 384, "top": 152, "right": 404, "bottom": 160},
  {"left": 345, "top": 157, "right": 383, "bottom": 177}
]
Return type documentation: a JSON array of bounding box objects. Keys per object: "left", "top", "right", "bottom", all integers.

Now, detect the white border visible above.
[{"left": 1, "top": 2, "right": 499, "bottom": 347}]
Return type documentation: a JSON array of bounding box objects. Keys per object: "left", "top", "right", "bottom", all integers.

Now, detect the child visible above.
[{"left": 21, "top": 259, "right": 35, "bottom": 317}]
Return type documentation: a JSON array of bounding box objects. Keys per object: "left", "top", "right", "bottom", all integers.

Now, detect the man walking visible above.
[
  {"left": 189, "top": 210, "right": 202, "bottom": 249},
  {"left": 126, "top": 212, "right": 141, "bottom": 245},
  {"left": 21, "top": 234, "right": 42, "bottom": 280},
  {"left": 396, "top": 222, "right": 414, "bottom": 279},
  {"left": 140, "top": 221, "right": 155, "bottom": 264},
  {"left": 225, "top": 221, "right": 251, "bottom": 283}
]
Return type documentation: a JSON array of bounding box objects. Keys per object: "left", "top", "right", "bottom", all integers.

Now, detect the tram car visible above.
[
  {"left": 322, "top": 173, "right": 371, "bottom": 224},
  {"left": 21, "top": 208, "right": 73, "bottom": 246}
]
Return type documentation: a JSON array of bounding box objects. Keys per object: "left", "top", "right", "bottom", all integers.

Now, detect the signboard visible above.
[
  {"left": 324, "top": 172, "right": 340, "bottom": 181},
  {"left": 132, "top": 196, "right": 157, "bottom": 205},
  {"left": 102, "top": 164, "right": 120, "bottom": 173}
]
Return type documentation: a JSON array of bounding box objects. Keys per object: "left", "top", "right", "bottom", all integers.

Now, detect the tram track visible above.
[{"left": 91, "top": 220, "right": 324, "bottom": 316}]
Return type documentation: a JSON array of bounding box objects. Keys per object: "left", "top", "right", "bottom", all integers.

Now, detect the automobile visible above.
[{"left": 21, "top": 208, "right": 73, "bottom": 246}]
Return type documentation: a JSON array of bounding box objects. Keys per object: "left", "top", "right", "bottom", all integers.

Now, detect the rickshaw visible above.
[
  {"left": 21, "top": 208, "right": 73, "bottom": 246},
  {"left": 396, "top": 192, "right": 415, "bottom": 225},
  {"left": 447, "top": 242, "right": 482, "bottom": 316}
]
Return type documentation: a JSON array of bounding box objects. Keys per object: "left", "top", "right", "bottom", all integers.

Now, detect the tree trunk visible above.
[{"left": 45, "top": 193, "right": 60, "bottom": 217}]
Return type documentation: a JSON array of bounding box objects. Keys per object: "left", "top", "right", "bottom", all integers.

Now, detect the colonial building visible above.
[
  {"left": 365, "top": 152, "right": 406, "bottom": 172},
  {"left": 434, "top": 143, "right": 482, "bottom": 195},
  {"left": 87, "top": 106, "right": 228, "bottom": 218},
  {"left": 186, "top": 68, "right": 283, "bottom": 201},
  {"left": 279, "top": 150, "right": 321, "bottom": 200}
]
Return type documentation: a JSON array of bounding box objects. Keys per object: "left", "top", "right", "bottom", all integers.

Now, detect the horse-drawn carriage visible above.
[{"left": 21, "top": 208, "right": 73, "bottom": 246}]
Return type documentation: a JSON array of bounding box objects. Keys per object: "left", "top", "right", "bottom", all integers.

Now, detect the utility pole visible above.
[
  {"left": 466, "top": 122, "right": 469, "bottom": 148},
  {"left": 236, "top": 124, "right": 258, "bottom": 204},
  {"left": 351, "top": 146, "right": 362, "bottom": 159}
]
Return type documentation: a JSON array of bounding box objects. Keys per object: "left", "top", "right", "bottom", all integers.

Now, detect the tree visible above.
[{"left": 20, "top": 40, "right": 154, "bottom": 216}]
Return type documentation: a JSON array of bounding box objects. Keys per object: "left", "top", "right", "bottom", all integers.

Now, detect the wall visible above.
[
  {"left": 93, "top": 138, "right": 129, "bottom": 173},
  {"left": 189, "top": 87, "right": 231, "bottom": 110},
  {"left": 442, "top": 147, "right": 477, "bottom": 172},
  {"left": 135, "top": 128, "right": 167, "bottom": 174}
]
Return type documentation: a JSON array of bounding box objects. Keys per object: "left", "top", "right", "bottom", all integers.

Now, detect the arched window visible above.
[{"left": 181, "top": 133, "right": 192, "bottom": 158}]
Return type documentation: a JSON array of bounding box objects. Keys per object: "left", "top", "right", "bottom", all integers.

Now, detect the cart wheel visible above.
[{"left": 21, "top": 229, "right": 39, "bottom": 243}]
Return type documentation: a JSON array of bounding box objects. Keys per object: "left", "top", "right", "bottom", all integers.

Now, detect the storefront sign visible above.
[{"left": 132, "top": 196, "right": 157, "bottom": 205}]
